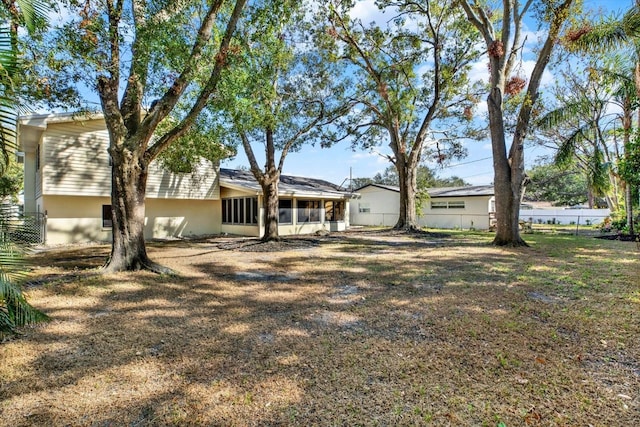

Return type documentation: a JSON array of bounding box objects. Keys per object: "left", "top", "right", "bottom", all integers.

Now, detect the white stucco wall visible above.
[
  {"left": 350, "top": 186, "right": 400, "bottom": 227},
  {"left": 351, "top": 186, "right": 494, "bottom": 230},
  {"left": 418, "top": 196, "right": 493, "bottom": 230}
]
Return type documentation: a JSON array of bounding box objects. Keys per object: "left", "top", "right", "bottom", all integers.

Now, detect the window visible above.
[
  {"left": 246, "top": 198, "right": 258, "bottom": 224},
  {"left": 221, "top": 197, "right": 259, "bottom": 225},
  {"left": 358, "top": 202, "right": 370, "bottom": 213},
  {"left": 431, "top": 201, "right": 465, "bottom": 209},
  {"left": 325, "top": 200, "right": 345, "bottom": 221},
  {"left": 279, "top": 199, "right": 292, "bottom": 224},
  {"left": 35, "top": 145, "right": 40, "bottom": 171},
  {"left": 297, "top": 200, "right": 321, "bottom": 223},
  {"left": 102, "top": 205, "right": 112, "bottom": 228}
]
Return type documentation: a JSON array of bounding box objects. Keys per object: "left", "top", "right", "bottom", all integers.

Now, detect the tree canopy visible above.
[{"left": 315, "top": 0, "right": 482, "bottom": 230}]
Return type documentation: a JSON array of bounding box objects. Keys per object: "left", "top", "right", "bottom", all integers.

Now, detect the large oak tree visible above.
[
  {"left": 319, "top": 0, "right": 482, "bottom": 230},
  {"left": 38, "top": 0, "right": 248, "bottom": 272},
  {"left": 459, "top": 0, "right": 578, "bottom": 246},
  {"left": 216, "top": 0, "right": 347, "bottom": 241}
]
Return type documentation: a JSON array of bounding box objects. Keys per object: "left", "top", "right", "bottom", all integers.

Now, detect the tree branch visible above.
[{"left": 146, "top": 0, "right": 247, "bottom": 160}]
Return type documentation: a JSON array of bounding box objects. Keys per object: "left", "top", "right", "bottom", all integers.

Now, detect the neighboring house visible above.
[
  {"left": 17, "top": 113, "right": 353, "bottom": 244},
  {"left": 351, "top": 183, "right": 495, "bottom": 230}
]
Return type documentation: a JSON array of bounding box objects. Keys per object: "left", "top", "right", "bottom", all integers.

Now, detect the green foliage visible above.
[
  {"left": 534, "top": 56, "right": 626, "bottom": 203},
  {"left": 0, "top": 157, "right": 22, "bottom": 201},
  {"left": 619, "top": 135, "right": 640, "bottom": 188},
  {"left": 565, "top": 5, "right": 640, "bottom": 54},
  {"left": 526, "top": 161, "right": 589, "bottom": 206},
  {"left": 317, "top": 0, "right": 482, "bottom": 156},
  {"left": 212, "top": 0, "right": 346, "bottom": 171},
  {"left": 0, "top": 228, "right": 48, "bottom": 336},
  {"left": 156, "top": 115, "right": 234, "bottom": 174}
]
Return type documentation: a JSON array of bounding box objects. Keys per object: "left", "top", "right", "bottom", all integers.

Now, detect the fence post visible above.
[{"left": 575, "top": 215, "right": 580, "bottom": 236}]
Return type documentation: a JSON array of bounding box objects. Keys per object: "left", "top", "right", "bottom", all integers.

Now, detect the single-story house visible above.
[
  {"left": 351, "top": 183, "right": 496, "bottom": 230},
  {"left": 17, "top": 112, "right": 353, "bottom": 244}
]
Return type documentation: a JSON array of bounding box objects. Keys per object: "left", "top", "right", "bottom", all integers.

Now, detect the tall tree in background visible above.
[
  {"left": 568, "top": 3, "right": 640, "bottom": 234},
  {"left": 459, "top": 0, "right": 577, "bottom": 246},
  {"left": 217, "top": 0, "right": 346, "bottom": 242},
  {"left": 319, "top": 0, "right": 481, "bottom": 230},
  {"left": 535, "top": 61, "right": 626, "bottom": 210},
  {"left": 37, "top": 0, "right": 247, "bottom": 272},
  {"left": 525, "top": 161, "right": 589, "bottom": 207}
]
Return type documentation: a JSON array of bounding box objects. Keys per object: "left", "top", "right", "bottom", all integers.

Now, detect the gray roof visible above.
[
  {"left": 354, "top": 183, "right": 400, "bottom": 193},
  {"left": 356, "top": 183, "right": 494, "bottom": 198},
  {"left": 219, "top": 168, "right": 351, "bottom": 198},
  {"left": 427, "top": 185, "right": 494, "bottom": 198}
]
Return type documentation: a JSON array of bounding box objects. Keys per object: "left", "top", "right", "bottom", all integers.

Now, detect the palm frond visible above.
[
  {"left": 15, "top": 0, "right": 49, "bottom": 33},
  {"left": 0, "top": 232, "right": 48, "bottom": 335},
  {"left": 587, "top": 148, "right": 610, "bottom": 196},
  {"left": 0, "top": 27, "right": 17, "bottom": 177},
  {"left": 555, "top": 125, "right": 590, "bottom": 167},
  {"left": 536, "top": 100, "right": 587, "bottom": 130},
  {"left": 570, "top": 6, "right": 640, "bottom": 52}
]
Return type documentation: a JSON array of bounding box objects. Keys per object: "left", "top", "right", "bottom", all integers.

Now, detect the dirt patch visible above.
[{"left": 1, "top": 229, "right": 638, "bottom": 425}]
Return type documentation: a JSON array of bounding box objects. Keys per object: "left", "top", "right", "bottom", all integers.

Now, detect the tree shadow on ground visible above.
[{"left": 2, "top": 230, "right": 638, "bottom": 425}]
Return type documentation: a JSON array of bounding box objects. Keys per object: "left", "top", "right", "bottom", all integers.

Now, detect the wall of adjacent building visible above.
[
  {"left": 349, "top": 186, "right": 400, "bottom": 227},
  {"left": 350, "top": 186, "right": 494, "bottom": 230},
  {"left": 418, "top": 196, "right": 493, "bottom": 230}
]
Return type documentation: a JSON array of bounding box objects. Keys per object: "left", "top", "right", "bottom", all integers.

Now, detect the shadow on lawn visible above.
[{"left": 3, "top": 231, "right": 638, "bottom": 425}]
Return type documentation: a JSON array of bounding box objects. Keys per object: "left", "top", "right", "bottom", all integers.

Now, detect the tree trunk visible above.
[
  {"left": 261, "top": 176, "right": 280, "bottom": 242},
  {"left": 487, "top": 88, "right": 527, "bottom": 247},
  {"left": 103, "top": 148, "right": 173, "bottom": 274},
  {"left": 625, "top": 183, "right": 634, "bottom": 235},
  {"left": 587, "top": 188, "right": 595, "bottom": 208},
  {"left": 394, "top": 156, "right": 419, "bottom": 230}
]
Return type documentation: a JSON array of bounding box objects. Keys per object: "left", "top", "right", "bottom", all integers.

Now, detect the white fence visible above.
[
  {"left": 351, "top": 208, "right": 611, "bottom": 230},
  {"left": 519, "top": 208, "right": 610, "bottom": 226}
]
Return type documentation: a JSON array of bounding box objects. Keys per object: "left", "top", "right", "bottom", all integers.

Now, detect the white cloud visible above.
[
  {"left": 469, "top": 60, "right": 489, "bottom": 85},
  {"left": 350, "top": 0, "right": 388, "bottom": 25},
  {"left": 482, "top": 143, "right": 492, "bottom": 150}
]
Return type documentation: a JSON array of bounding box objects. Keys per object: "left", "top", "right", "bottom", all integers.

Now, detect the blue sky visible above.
[
  {"left": 223, "top": 0, "right": 632, "bottom": 186},
  {"left": 45, "top": 0, "right": 630, "bottom": 187}
]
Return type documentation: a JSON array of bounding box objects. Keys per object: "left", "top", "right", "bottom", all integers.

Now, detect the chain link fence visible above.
[{"left": 0, "top": 206, "right": 46, "bottom": 245}]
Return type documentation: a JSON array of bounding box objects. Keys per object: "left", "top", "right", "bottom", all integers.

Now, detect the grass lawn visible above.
[{"left": 1, "top": 229, "right": 638, "bottom": 426}]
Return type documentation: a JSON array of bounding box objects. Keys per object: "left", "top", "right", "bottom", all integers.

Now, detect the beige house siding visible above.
[
  {"left": 23, "top": 150, "right": 37, "bottom": 213},
  {"left": 42, "top": 120, "right": 111, "bottom": 196},
  {"left": 146, "top": 162, "right": 219, "bottom": 200},
  {"left": 39, "top": 118, "right": 219, "bottom": 200},
  {"left": 42, "top": 195, "right": 221, "bottom": 245}
]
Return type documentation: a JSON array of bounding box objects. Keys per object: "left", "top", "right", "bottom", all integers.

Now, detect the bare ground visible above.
[{"left": 1, "top": 229, "right": 639, "bottom": 426}]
